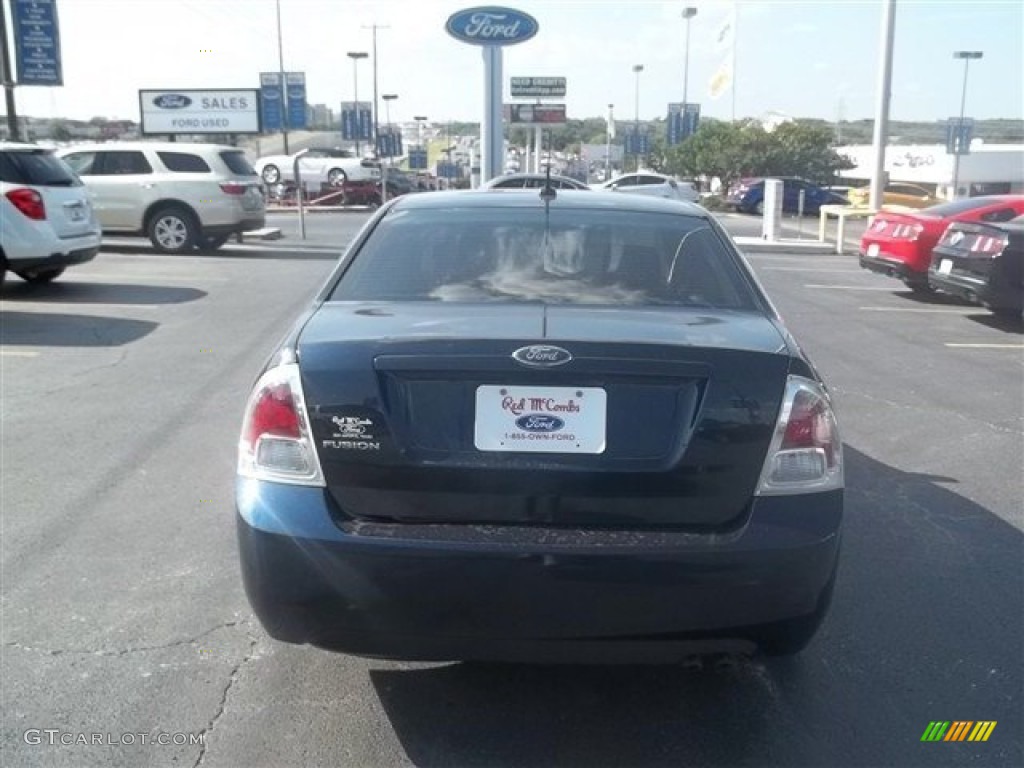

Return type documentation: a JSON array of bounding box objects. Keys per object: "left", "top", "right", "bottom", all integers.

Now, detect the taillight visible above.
[
  {"left": 756, "top": 376, "right": 843, "bottom": 496},
  {"left": 870, "top": 217, "right": 889, "bottom": 233},
  {"left": 890, "top": 223, "right": 923, "bottom": 239},
  {"left": 6, "top": 188, "right": 46, "bottom": 220},
  {"left": 219, "top": 182, "right": 247, "bottom": 195},
  {"left": 972, "top": 234, "right": 1008, "bottom": 256},
  {"left": 238, "top": 363, "right": 324, "bottom": 486}
]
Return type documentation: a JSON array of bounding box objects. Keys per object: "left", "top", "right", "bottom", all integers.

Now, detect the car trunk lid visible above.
[{"left": 297, "top": 303, "right": 791, "bottom": 530}]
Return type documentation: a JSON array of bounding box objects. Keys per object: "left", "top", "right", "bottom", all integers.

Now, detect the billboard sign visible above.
[
  {"left": 13, "top": 0, "right": 63, "bottom": 85},
  {"left": 286, "top": 72, "right": 307, "bottom": 130},
  {"left": 508, "top": 103, "right": 566, "bottom": 125},
  {"left": 341, "top": 102, "right": 373, "bottom": 141},
  {"left": 510, "top": 76, "right": 566, "bottom": 98},
  {"left": 260, "top": 73, "right": 284, "bottom": 132},
  {"left": 666, "top": 102, "right": 700, "bottom": 145},
  {"left": 139, "top": 89, "right": 261, "bottom": 135},
  {"left": 946, "top": 117, "right": 974, "bottom": 156}
]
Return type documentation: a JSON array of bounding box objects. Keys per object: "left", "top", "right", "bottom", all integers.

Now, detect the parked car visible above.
[
  {"left": 726, "top": 177, "right": 847, "bottom": 215},
  {"left": 598, "top": 172, "right": 699, "bottom": 202},
  {"left": 254, "top": 148, "right": 380, "bottom": 187},
  {"left": 236, "top": 190, "right": 844, "bottom": 663},
  {"left": 928, "top": 215, "right": 1024, "bottom": 318},
  {"left": 846, "top": 182, "right": 942, "bottom": 210},
  {"left": 1, "top": 141, "right": 101, "bottom": 286},
  {"left": 859, "top": 195, "right": 1024, "bottom": 291},
  {"left": 484, "top": 173, "right": 591, "bottom": 191},
  {"left": 59, "top": 142, "right": 265, "bottom": 253}
]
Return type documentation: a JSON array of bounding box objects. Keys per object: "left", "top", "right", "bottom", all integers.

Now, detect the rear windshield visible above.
[
  {"left": 331, "top": 206, "right": 759, "bottom": 310},
  {"left": 0, "top": 149, "right": 80, "bottom": 187},
  {"left": 921, "top": 198, "right": 1003, "bottom": 217},
  {"left": 219, "top": 150, "right": 257, "bottom": 176}
]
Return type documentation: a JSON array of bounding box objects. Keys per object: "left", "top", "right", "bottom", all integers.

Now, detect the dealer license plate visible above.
[
  {"left": 938, "top": 259, "right": 953, "bottom": 275},
  {"left": 474, "top": 385, "right": 607, "bottom": 454},
  {"left": 867, "top": 243, "right": 880, "bottom": 258}
]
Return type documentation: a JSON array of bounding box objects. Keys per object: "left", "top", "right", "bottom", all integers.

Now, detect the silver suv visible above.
[{"left": 58, "top": 142, "right": 265, "bottom": 253}]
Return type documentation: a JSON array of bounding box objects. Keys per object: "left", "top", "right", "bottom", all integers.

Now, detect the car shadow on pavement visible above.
[
  {"left": 965, "top": 312, "right": 1023, "bottom": 335},
  {"left": 892, "top": 289, "right": 976, "bottom": 307},
  {"left": 2, "top": 281, "right": 206, "bottom": 305},
  {"left": 100, "top": 242, "right": 343, "bottom": 261},
  {"left": 0, "top": 311, "right": 158, "bottom": 347},
  {"left": 369, "top": 446, "right": 1022, "bottom": 768}
]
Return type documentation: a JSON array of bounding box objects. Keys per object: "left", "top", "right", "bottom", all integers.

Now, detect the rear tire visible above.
[
  {"left": 15, "top": 267, "right": 65, "bottom": 284},
  {"left": 148, "top": 206, "right": 198, "bottom": 254},
  {"left": 327, "top": 167, "right": 348, "bottom": 186}
]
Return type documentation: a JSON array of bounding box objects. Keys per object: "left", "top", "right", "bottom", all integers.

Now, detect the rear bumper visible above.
[
  {"left": 236, "top": 478, "right": 843, "bottom": 662},
  {"left": 5, "top": 243, "right": 100, "bottom": 272},
  {"left": 859, "top": 251, "right": 925, "bottom": 284},
  {"left": 928, "top": 268, "right": 1021, "bottom": 312}
]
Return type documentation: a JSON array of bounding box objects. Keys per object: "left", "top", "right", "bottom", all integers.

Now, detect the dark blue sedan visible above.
[
  {"left": 727, "top": 177, "right": 848, "bottom": 215},
  {"left": 236, "top": 189, "right": 844, "bottom": 663}
]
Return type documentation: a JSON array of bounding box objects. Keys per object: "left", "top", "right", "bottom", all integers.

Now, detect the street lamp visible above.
[
  {"left": 951, "top": 50, "right": 983, "bottom": 199},
  {"left": 606, "top": 103, "right": 614, "bottom": 180},
  {"left": 632, "top": 64, "right": 644, "bottom": 171},
  {"left": 682, "top": 7, "right": 698, "bottom": 108},
  {"left": 346, "top": 51, "right": 368, "bottom": 155}
]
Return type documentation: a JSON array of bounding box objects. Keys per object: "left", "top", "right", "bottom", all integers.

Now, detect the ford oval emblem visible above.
[
  {"left": 153, "top": 93, "right": 192, "bottom": 109},
  {"left": 445, "top": 6, "right": 539, "bottom": 46},
  {"left": 515, "top": 414, "right": 565, "bottom": 433},
  {"left": 512, "top": 345, "right": 572, "bottom": 367}
]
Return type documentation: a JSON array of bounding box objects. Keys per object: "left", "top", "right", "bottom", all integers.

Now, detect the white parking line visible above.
[
  {"left": 944, "top": 343, "right": 1024, "bottom": 349},
  {"left": 0, "top": 348, "right": 41, "bottom": 357},
  {"left": 804, "top": 284, "right": 894, "bottom": 291},
  {"left": 761, "top": 267, "right": 860, "bottom": 273},
  {"left": 859, "top": 306, "right": 978, "bottom": 314}
]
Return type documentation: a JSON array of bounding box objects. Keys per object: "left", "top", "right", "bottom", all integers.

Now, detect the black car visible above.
[
  {"left": 236, "top": 190, "right": 844, "bottom": 664},
  {"left": 928, "top": 215, "right": 1024, "bottom": 318}
]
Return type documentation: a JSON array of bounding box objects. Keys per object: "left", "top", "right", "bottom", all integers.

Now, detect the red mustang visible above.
[{"left": 859, "top": 195, "right": 1024, "bottom": 291}]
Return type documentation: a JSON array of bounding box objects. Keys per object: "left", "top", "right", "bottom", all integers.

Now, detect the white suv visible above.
[
  {"left": 598, "top": 172, "right": 699, "bottom": 203},
  {"left": 58, "top": 142, "right": 265, "bottom": 253},
  {"left": 1, "top": 142, "right": 102, "bottom": 286}
]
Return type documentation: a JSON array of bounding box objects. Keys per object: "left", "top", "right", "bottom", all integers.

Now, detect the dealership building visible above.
[{"left": 837, "top": 143, "right": 1024, "bottom": 199}]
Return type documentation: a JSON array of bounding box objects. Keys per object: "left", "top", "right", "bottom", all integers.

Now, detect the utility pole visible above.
[
  {"left": 275, "top": 0, "right": 289, "bottom": 155},
  {"left": 0, "top": 0, "right": 21, "bottom": 141},
  {"left": 362, "top": 23, "right": 390, "bottom": 161}
]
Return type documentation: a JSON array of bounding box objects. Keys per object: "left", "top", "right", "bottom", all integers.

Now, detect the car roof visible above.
[
  {"left": 391, "top": 189, "right": 710, "bottom": 217},
  {"left": 55, "top": 141, "right": 240, "bottom": 153},
  {"left": 0, "top": 141, "right": 54, "bottom": 152}
]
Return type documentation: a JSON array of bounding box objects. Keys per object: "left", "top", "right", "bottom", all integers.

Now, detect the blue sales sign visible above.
[
  {"left": 946, "top": 117, "right": 974, "bottom": 156},
  {"left": 408, "top": 149, "right": 429, "bottom": 170},
  {"left": 286, "top": 72, "right": 307, "bottom": 130},
  {"left": 341, "top": 103, "right": 373, "bottom": 142},
  {"left": 13, "top": 0, "right": 63, "bottom": 86},
  {"left": 666, "top": 102, "right": 700, "bottom": 145},
  {"left": 625, "top": 129, "right": 650, "bottom": 156}
]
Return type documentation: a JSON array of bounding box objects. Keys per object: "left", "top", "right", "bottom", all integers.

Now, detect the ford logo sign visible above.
[
  {"left": 515, "top": 414, "right": 565, "bottom": 433},
  {"left": 153, "top": 94, "right": 192, "bottom": 109},
  {"left": 512, "top": 345, "right": 572, "bottom": 367},
  {"left": 445, "top": 6, "right": 539, "bottom": 46}
]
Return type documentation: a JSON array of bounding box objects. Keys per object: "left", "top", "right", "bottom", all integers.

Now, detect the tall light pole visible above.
[
  {"left": 414, "top": 115, "right": 427, "bottom": 148},
  {"left": 362, "top": 24, "right": 390, "bottom": 163},
  {"left": 275, "top": 0, "right": 290, "bottom": 154},
  {"left": 868, "top": 0, "right": 896, "bottom": 212},
  {"left": 606, "top": 103, "right": 614, "bottom": 180},
  {"left": 682, "top": 7, "right": 698, "bottom": 108},
  {"left": 951, "top": 50, "right": 982, "bottom": 199},
  {"left": 632, "top": 64, "right": 644, "bottom": 172},
  {"left": 347, "top": 51, "right": 368, "bottom": 155}
]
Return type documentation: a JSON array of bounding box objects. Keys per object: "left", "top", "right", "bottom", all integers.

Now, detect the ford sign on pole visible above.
[
  {"left": 445, "top": 6, "right": 539, "bottom": 45},
  {"left": 445, "top": 6, "right": 539, "bottom": 184}
]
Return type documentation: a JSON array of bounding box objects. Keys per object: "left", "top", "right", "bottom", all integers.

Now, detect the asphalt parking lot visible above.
[{"left": 2, "top": 209, "right": 1021, "bottom": 768}]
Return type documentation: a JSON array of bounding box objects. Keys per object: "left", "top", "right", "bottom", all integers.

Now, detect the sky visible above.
[{"left": 3, "top": 0, "right": 1023, "bottom": 125}]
